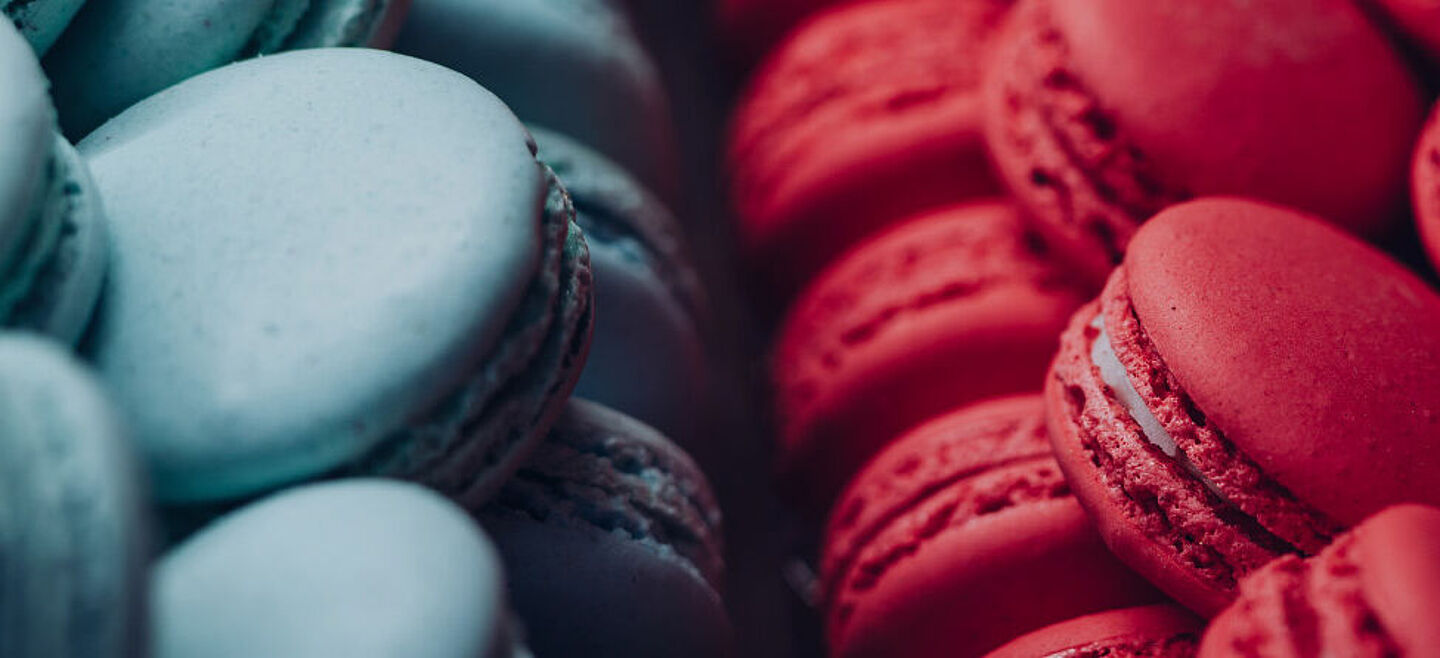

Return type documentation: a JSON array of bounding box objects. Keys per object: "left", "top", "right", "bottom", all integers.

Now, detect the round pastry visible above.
[
  {"left": 394, "top": 0, "right": 679, "bottom": 202},
  {"left": 153, "top": 479, "right": 529, "bottom": 658},
  {"left": 0, "top": 17, "right": 107, "bottom": 344},
  {"left": 822, "top": 395, "right": 1161, "bottom": 658},
  {"left": 1047, "top": 197, "right": 1440, "bottom": 616},
  {"left": 1199, "top": 504, "right": 1440, "bottom": 658},
  {"left": 79, "top": 49, "right": 593, "bottom": 506},
  {"left": 772, "top": 201, "right": 1089, "bottom": 507},
  {"left": 984, "top": 0, "right": 1425, "bottom": 279},
  {"left": 984, "top": 605, "right": 1202, "bottom": 658},
  {"left": 3, "top": 0, "right": 85, "bottom": 53},
  {"left": 42, "top": 0, "right": 411, "bottom": 137},
  {"left": 479, "top": 399, "right": 733, "bottom": 658},
  {"left": 729, "top": 0, "right": 1012, "bottom": 295},
  {"left": 531, "top": 127, "right": 708, "bottom": 455},
  {"left": 0, "top": 334, "right": 148, "bottom": 658}
]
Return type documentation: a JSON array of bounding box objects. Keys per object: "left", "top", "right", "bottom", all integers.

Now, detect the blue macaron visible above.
[
  {"left": 3, "top": 0, "right": 85, "bottom": 53},
  {"left": 0, "top": 333, "right": 149, "bottom": 658},
  {"left": 531, "top": 127, "right": 709, "bottom": 453},
  {"left": 481, "top": 399, "right": 733, "bottom": 658},
  {"left": 395, "top": 0, "right": 679, "bottom": 202},
  {"left": 42, "top": 0, "right": 412, "bottom": 137},
  {"left": 153, "top": 479, "right": 529, "bottom": 658},
  {"left": 79, "top": 48, "right": 593, "bottom": 506},
  {"left": 0, "top": 17, "right": 107, "bottom": 344}
]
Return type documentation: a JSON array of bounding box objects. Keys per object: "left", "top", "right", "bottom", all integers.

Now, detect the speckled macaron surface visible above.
[
  {"left": 80, "top": 48, "right": 593, "bottom": 506},
  {"left": 3, "top": 0, "right": 85, "bottom": 53},
  {"left": 153, "top": 479, "right": 528, "bottom": 658},
  {"left": 0, "top": 333, "right": 149, "bottom": 658}
]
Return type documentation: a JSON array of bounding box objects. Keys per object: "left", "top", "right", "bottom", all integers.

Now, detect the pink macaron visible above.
[
  {"left": 1046, "top": 197, "right": 1440, "bottom": 616},
  {"left": 1365, "top": 0, "right": 1440, "bottom": 63},
  {"left": 985, "top": 605, "right": 1203, "bottom": 658},
  {"left": 984, "top": 0, "right": 1425, "bottom": 279}
]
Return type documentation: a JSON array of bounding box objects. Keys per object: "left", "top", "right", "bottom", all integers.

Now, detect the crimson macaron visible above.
[
  {"left": 822, "top": 395, "right": 1161, "bottom": 658},
  {"left": 984, "top": 0, "right": 1425, "bottom": 279},
  {"left": 729, "top": 0, "right": 1013, "bottom": 296},
  {"left": 772, "top": 201, "right": 1089, "bottom": 507},
  {"left": 1047, "top": 197, "right": 1440, "bottom": 616},
  {"left": 1365, "top": 0, "right": 1440, "bottom": 63},
  {"left": 1199, "top": 504, "right": 1440, "bottom": 658},
  {"left": 984, "top": 605, "right": 1202, "bottom": 658}
]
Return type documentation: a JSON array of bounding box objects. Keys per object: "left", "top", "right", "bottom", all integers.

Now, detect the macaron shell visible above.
[
  {"left": 80, "top": 49, "right": 546, "bottom": 502},
  {"left": 3, "top": 0, "right": 86, "bottom": 54},
  {"left": 1411, "top": 102, "right": 1440, "bottom": 272},
  {"left": 0, "top": 17, "right": 54, "bottom": 261},
  {"left": 1354, "top": 505, "right": 1440, "bottom": 658},
  {"left": 1125, "top": 198, "right": 1440, "bottom": 526},
  {"left": 984, "top": 605, "right": 1202, "bottom": 658},
  {"left": 1365, "top": 0, "right": 1440, "bottom": 62}
]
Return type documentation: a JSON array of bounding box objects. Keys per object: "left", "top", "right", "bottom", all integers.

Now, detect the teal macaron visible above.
[
  {"left": 42, "top": 0, "right": 411, "bottom": 137},
  {"left": 0, "top": 17, "right": 107, "bottom": 345},
  {"left": 79, "top": 48, "right": 593, "bottom": 506},
  {"left": 4, "top": 0, "right": 85, "bottom": 54},
  {"left": 0, "top": 333, "right": 149, "bottom": 658},
  {"left": 153, "top": 479, "right": 529, "bottom": 658}
]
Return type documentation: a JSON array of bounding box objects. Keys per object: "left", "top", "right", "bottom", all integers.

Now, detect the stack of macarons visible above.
[{"left": 725, "top": 0, "right": 1440, "bottom": 656}]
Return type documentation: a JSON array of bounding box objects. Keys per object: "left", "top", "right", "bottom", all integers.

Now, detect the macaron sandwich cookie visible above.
[
  {"left": 1047, "top": 198, "right": 1440, "bottom": 616},
  {"left": 531, "top": 127, "right": 709, "bottom": 454},
  {"left": 822, "top": 395, "right": 1160, "bottom": 658},
  {"left": 984, "top": 0, "right": 1425, "bottom": 278},
  {"left": 154, "top": 480, "right": 530, "bottom": 658},
  {"left": 729, "top": 0, "right": 1012, "bottom": 293},
  {"left": 772, "top": 201, "right": 1089, "bottom": 506},
  {"left": 0, "top": 334, "right": 148, "bottom": 658},
  {"left": 42, "top": 0, "right": 412, "bottom": 137},
  {"left": 480, "top": 399, "right": 733, "bottom": 658},
  {"left": 80, "top": 49, "right": 593, "bottom": 506},
  {"left": 984, "top": 605, "right": 1202, "bottom": 658},
  {"left": 0, "top": 17, "right": 106, "bottom": 345},
  {"left": 395, "top": 0, "right": 679, "bottom": 202},
  {"left": 1199, "top": 504, "right": 1440, "bottom": 658},
  {"left": 4, "top": 0, "right": 85, "bottom": 53}
]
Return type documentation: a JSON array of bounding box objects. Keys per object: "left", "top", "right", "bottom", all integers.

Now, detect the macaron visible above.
[
  {"left": 395, "top": 0, "right": 679, "bottom": 202},
  {"left": 1046, "top": 197, "right": 1440, "bottom": 616},
  {"left": 531, "top": 127, "right": 709, "bottom": 454},
  {"left": 984, "top": 605, "right": 1203, "bottom": 658},
  {"left": 772, "top": 201, "right": 1090, "bottom": 507},
  {"left": 729, "top": 0, "right": 1012, "bottom": 295},
  {"left": 0, "top": 333, "right": 148, "bottom": 658},
  {"left": 153, "top": 479, "right": 529, "bottom": 658},
  {"left": 984, "top": 0, "right": 1425, "bottom": 279},
  {"left": 4, "top": 0, "right": 85, "bottom": 53},
  {"left": 1410, "top": 101, "right": 1440, "bottom": 273},
  {"left": 0, "top": 17, "right": 107, "bottom": 345},
  {"left": 822, "top": 395, "right": 1162, "bottom": 658},
  {"left": 1199, "top": 504, "right": 1440, "bottom": 658},
  {"left": 1365, "top": 0, "right": 1440, "bottom": 63},
  {"left": 717, "top": 0, "right": 842, "bottom": 65},
  {"left": 479, "top": 399, "right": 733, "bottom": 658},
  {"left": 42, "top": 0, "right": 412, "bottom": 137},
  {"left": 79, "top": 49, "right": 593, "bottom": 506}
]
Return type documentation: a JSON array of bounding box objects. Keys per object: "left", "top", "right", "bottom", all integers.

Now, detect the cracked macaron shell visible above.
[
  {"left": 1198, "top": 505, "right": 1440, "bottom": 658},
  {"left": 772, "top": 201, "right": 1090, "bottom": 508},
  {"left": 984, "top": 605, "right": 1202, "bottom": 658},
  {"left": 728, "top": 0, "right": 1012, "bottom": 294},
  {"left": 1047, "top": 198, "right": 1440, "bottom": 615},
  {"left": 822, "top": 395, "right": 1161, "bottom": 658},
  {"left": 984, "top": 0, "right": 1424, "bottom": 278},
  {"left": 479, "top": 399, "right": 733, "bottom": 658}
]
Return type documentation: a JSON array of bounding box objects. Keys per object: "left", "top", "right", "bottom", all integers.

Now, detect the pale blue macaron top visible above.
[
  {"left": 0, "top": 333, "right": 149, "bottom": 658},
  {"left": 43, "top": 0, "right": 411, "bottom": 137},
  {"left": 80, "top": 48, "right": 589, "bottom": 505},
  {"left": 3, "top": 0, "right": 86, "bottom": 53},
  {"left": 154, "top": 479, "right": 529, "bottom": 658}
]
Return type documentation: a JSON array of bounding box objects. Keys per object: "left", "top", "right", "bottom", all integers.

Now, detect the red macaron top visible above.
[
  {"left": 984, "top": 605, "right": 1202, "bottom": 658},
  {"left": 1124, "top": 198, "right": 1440, "bottom": 527},
  {"left": 1354, "top": 505, "right": 1440, "bottom": 657},
  {"left": 1048, "top": 0, "right": 1423, "bottom": 237}
]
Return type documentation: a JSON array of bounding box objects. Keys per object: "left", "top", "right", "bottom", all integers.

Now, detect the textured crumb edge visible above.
[
  {"left": 1200, "top": 533, "right": 1401, "bottom": 657},
  {"left": 984, "top": 0, "right": 1185, "bottom": 271},
  {"left": 1059, "top": 633, "right": 1200, "bottom": 658},
  {"left": 349, "top": 166, "right": 594, "bottom": 510}
]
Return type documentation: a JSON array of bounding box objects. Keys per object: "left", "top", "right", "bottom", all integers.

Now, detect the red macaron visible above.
[
  {"left": 1046, "top": 197, "right": 1440, "bottom": 616},
  {"left": 984, "top": 0, "right": 1425, "bottom": 279},
  {"left": 1199, "top": 504, "right": 1440, "bottom": 658},
  {"left": 1365, "top": 0, "right": 1440, "bottom": 64},
  {"left": 823, "top": 395, "right": 1161, "bottom": 658},
  {"left": 984, "top": 605, "right": 1203, "bottom": 658},
  {"left": 729, "top": 0, "right": 1014, "bottom": 296},
  {"left": 773, "top": 201, "right": 1090, "bottom": 507}
]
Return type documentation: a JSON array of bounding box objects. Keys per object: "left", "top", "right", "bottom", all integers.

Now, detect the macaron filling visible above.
[{"left": 345, "top": 168, "right": 593, "bottom": 508}]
